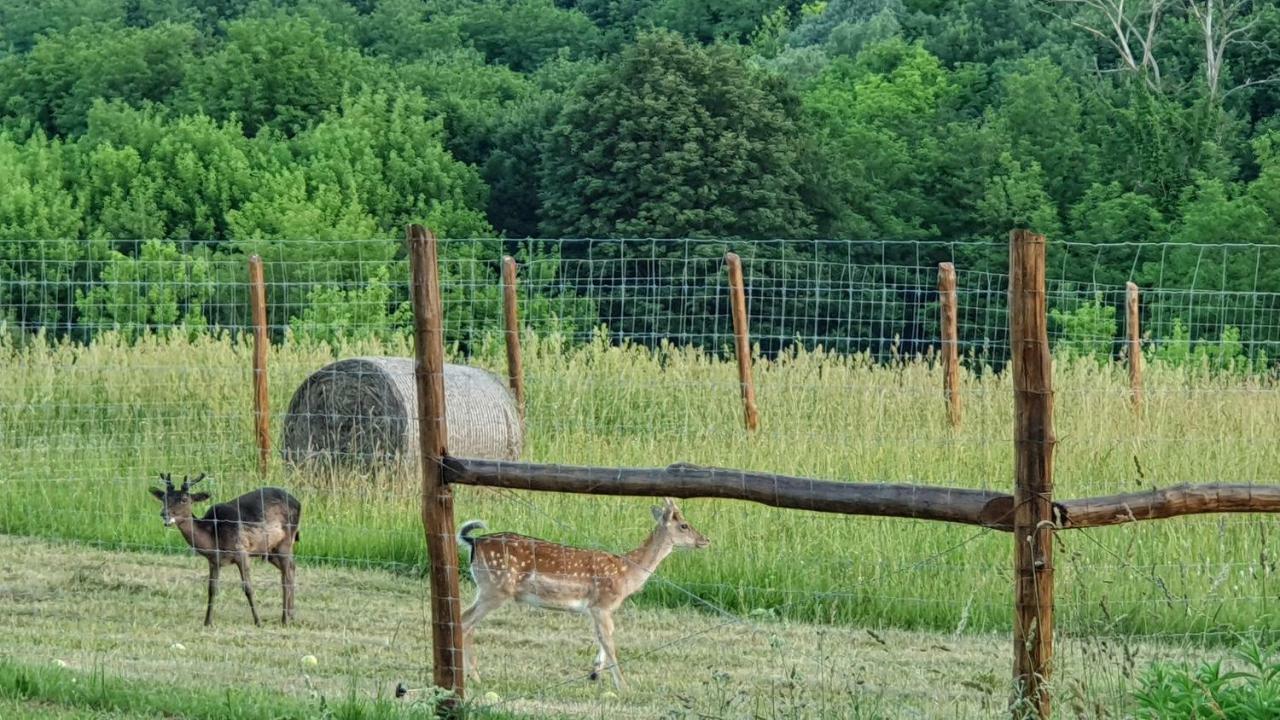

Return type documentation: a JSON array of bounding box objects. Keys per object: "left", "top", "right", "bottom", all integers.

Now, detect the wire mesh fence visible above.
[{"left": 2, "top": 236, "right": 1278, "bottom": 718}]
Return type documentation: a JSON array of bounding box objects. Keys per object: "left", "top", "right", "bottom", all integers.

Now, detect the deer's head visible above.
[
  {"left": 651, "top": 497, "right": 709, "bottom": 549},
  {"left": 148, "top": 473, "right": 210, "bottom": 526}
]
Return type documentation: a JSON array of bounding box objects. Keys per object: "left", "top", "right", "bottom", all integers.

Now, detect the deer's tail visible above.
[{"left": 457, "top": 520, "right": 487, "bottom": 562}]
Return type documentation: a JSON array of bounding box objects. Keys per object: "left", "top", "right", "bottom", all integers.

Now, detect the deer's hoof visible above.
[{"left": 589, "top": 671, "right": 599, "bottom": 681}]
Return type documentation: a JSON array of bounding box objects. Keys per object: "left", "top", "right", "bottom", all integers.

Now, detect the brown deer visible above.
[
  {"left": 148, "top": 473, "right": 302, "bottom": 627},
  {"left": 457, "top": 497, "right": 709, "bottom": 689}
]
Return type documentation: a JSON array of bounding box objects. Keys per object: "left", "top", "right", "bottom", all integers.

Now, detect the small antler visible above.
[
  {"left": 181, "top": 473, "right": 207, "bottom": 491},
  {"left": 161, "top": 473, "right": 174, "bottom": 490}
]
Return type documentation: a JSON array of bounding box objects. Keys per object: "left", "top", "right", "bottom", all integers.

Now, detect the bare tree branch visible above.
[{"left": 1053, "top": 0, "right": 1273, "bottom": 100}]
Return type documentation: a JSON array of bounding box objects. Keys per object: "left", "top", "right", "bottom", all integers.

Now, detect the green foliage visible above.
[
  {"left": 539, "top": 30, "right": 814, "bottom": 239},
  {"left": 0, "top": 0, "right": 126, "bottom": 55},
  {"left": 1069, "top": 183, "right": 1167, "bottom": 245},
  {"left": 0, "top": 22, "right": 197, "bottom": 136},
  {"left": 0, "top": 0, "right": 1279, "bottom": 353},
  {"left": 913, "top": 0, "right": 1052, "bottom": 67},
  {"left": 1049, "top": 295, "right": 1117, "bottom": 362},
  {"left": 76, "top": 103, "right": 262, "bottom": 243},
  {"left": 0, "top": 135, "right": 95, "bottom": 331},
  {"left": 1152, "top": 318, "right": 1266, "bottom": 375},
  {"left": 74, "top": 240, "right": 213, "bottom": 338},
  {"left": 643, "top": 0, "right": 783, "bottom": 44},
  {"left": 357, "top": 0, "right": 467, "bottom": 61},
  {"left": 977, "top": 152, "right": 1061, "bottom": 239},
  {"left": 802, "top": 39, "right": 953, "bottom": 240},
  {"left": 1173, "top": 176, "right": 1276, "bottom": 246},
  {"left": 990, "top": 58, "right": 1090, "bottom": 208},
  {"left": 457, "top": 0, "right": 603, "bottom": 72},
  {"left": 788, "top": 0, "right": 903, "bottom": 49},
  {"left": 288, "top": 265, "right": 413, "bottom": 345},
  {"left": 291, "top": 89, "right": 492, "bottom": 236},
  {"left": 1133, "top": 639, "right": 1280, "bottom": 719},
  {"left": 179, "top": 13, "right": 368, "bottom": 136},
  {"left": 224, "top": 168, "right": 382, "bottom": 243}
]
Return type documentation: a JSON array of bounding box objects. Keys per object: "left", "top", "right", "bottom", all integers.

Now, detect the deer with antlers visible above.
[
  {"left": 457, "top": 497, "right": 709, "bottom": 689},
  {"left": 148, "top": 473, "right": 302, "bottom": 626}
]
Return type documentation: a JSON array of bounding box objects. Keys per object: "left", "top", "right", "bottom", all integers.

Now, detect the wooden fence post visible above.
[
  {"left": 725, "top": 252, "right": 759, "bottom": 432},
  {"left": 408, "top": 225, "right": 465, "bottom": 704},
  {"left": 502, "top": 256, "right": 526, "bottom": 421},
  {"left": 1010, "top": 229, "right": 1056, "bottom": 720},
  {"left": 248, "top": 255, "right": 270, "bottom": 477},
  {"left": 939, "top": 262, "right": 962, "bottom": 428},
  {"left": 1127, "top": 282, "right": 1142, "bottom": 413}
]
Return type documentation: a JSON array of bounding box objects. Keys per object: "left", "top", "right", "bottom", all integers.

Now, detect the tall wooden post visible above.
[
  {"left": 938, "top": 262, "right": 962, "bottom": 428},
  {"left": 408, "top": 225, "right": 464, "bottom": 703},
  {"left": 1126, "top": 282, "right": 1142, "bottom": 413},
  {"left": 248, "top": 255, "right": 270, "bottom": 477},
  {"left": 501, "top": 256, "right": 526, "bottom": 420},
  {"left": 1009, "top": 229, "right": 1056, "bottom": 720},
  {"left": 725, "top": 252, "right": 759, "bottom": 432}
]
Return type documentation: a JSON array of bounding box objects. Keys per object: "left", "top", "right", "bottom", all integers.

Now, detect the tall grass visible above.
[{"left": 2, "top": 328, "right": 1278, "bottom": 638}]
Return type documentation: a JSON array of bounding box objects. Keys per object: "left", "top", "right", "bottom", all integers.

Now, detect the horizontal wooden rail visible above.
[
  {"left": 445, "top": 457, "right": 1024, "bottom": 530},
  {"left": 444, "top": 457, "right": 1280, "bottom": 532},
  {"left": 1060, "top": 484, "right": 1280, "bottom": 528}
]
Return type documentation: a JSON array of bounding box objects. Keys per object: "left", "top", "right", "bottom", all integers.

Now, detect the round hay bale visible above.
[{"left": 281, "top": 357, "right": 522, "bottom": 469}]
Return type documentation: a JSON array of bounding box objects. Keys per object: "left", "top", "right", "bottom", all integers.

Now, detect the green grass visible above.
[
  {"left": 2, "top": 329, "right": 1279, "bottom": 639},
  {"left": 0, "top": 657, "right": 527, "bottom": 720}
]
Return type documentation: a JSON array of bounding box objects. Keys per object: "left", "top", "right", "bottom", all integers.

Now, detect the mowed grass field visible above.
[
  {"left": 1, "top": 328, "right": 1278, "bottom": 646},
  {"left": 0, "top": 534, "right": 1212, "bottom": 718}
]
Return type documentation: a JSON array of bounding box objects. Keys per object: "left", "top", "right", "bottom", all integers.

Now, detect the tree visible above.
[
  {"left": 539, "top": 30, "right": 814, "bottom": 239},
  {"left": 0, "top": 0, "right": 126, "bottom": 53},
  {"left": 0, "top": 22, "right": 197, "bottom": 136},
  {"left": 788, "top": 0, "right": 905, "bottom": 48},
  {"left": 913, "top": 0, "right": 1054, "bottom": 67},
  {"left": 801, "top": 39, "right": 956, "bottom": 241},
  {"left": 977, "top": 151, "right": 1062, "bottom": 239},
  {"left": 75, "top": 102, "right": 264, "bottom": 244},
  {"left": 1049, "top": 0, "right": 1278, "bottom": 101},
  {"left": 456, "top": 0, "right": 603, "bottom": 72},
  {"left": 642, "top": 0, "right": 783, "bottom": 44},
  {"left": 0, "top": 133, "right": 93, "bottom": 333},
  {"left": 357, "top": 0, "right": 466, "bottom": 61},
  {"left": 180, "top": 13, "right": 369, "bottom": 136},
  {"left": 292, "top": 89, "right": 492, "bottom": 236},
  {"left": 989, "top": 59, "right": 1092, "bottom": 208}
]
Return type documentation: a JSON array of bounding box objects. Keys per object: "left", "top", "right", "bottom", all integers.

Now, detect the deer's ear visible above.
[
  {"left": 189, "top": 492, "right": 211, "bottom": 503},
  {"left": 149, "top": 487, "right": 165, "bottom": 501},
  {"left": 651, "top": 505, "right": 667, "bottom": 523}
]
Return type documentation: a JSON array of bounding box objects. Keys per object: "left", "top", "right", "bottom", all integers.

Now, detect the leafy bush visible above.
[
  {"left": 1049, "top": 295, "right": 1117, "bottom": 362},
  {"left": 1152, "top": 318, "right": 1269, "bottom": 374},
  {"left": 74, "top": 240, "right": 213, "bottom": 339},
  {"left": 287, "top": 264, "right": 412, "bottom": 346},
  {"left": 1133, "top": 639, "right": 1280, "bottom": 718}
]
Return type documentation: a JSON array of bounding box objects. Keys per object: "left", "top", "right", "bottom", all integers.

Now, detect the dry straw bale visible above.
[{"left": 281, "top": 357, "right": 522, "bottom": 468}]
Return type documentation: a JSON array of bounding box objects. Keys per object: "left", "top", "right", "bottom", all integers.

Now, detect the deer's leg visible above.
[
  {"left": 590, "top": 644, "right": 608, "bottom": 682},
  {"left": 204, "top": 560, "right": 220, "bottom": 627},
  {"left": 590, "top": 608, "right": 625, "bottom": 690},
  {"left": 234, "top": 553, "right": 261, "bottom": 627},
  {"left": 269, "top": 553, "right": 296, "bottom": 625},
  {"left": 460, "top": 591, "right": 505, "bottom": 681}
]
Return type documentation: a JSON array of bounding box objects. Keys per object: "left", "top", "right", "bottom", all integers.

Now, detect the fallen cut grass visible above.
[
  {"left": 1, "top": 330, "right": 1279, "bottom": 639},
  {"left": 0, "top": 534, "right": 1234, "bottom": 719}
]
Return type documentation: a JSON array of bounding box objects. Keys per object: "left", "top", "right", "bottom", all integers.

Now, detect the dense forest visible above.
[{"left": 1, "top": 0, "right": 1278, "bottom": 353}]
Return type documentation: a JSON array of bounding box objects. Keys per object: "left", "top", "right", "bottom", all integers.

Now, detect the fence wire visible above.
[{"left": 1, "top": 237, "right": 1278, "bottom": 719}]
